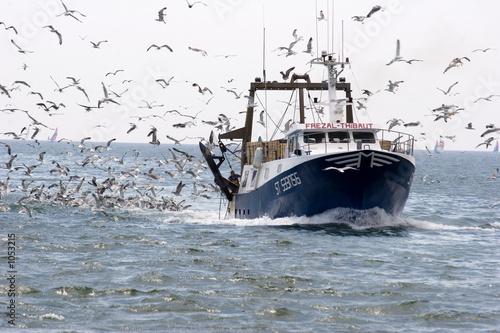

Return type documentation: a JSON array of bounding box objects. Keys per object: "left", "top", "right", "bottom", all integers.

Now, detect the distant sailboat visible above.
[
  {"left": 434, "top": 139, "right": 444, "bottom": 154},
  {"left": 494, "top": 141, "right": 499, "bottom": 153},
  {"left": 49, "top": 128, "right": 58, "bottom": 142}
]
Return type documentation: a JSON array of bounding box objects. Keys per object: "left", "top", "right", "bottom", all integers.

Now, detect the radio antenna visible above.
[
  {"left": 331, "top": 0, "right": 335, "bottom": 55},
  {"left": 262, "top": 6, "right": 268, "bottom": 141},
  {"left": 342, "top": 19, "right": 344, "bottom": 62},
  {"left": 326, "top": 0, "right": 330, "bottom": 53}
]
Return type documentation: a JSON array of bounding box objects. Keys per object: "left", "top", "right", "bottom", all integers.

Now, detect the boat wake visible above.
[{"left": 180, "top": 207, "right": 500, "bottom": 233}]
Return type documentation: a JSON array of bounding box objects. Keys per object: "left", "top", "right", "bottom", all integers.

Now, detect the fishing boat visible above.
[{"left": 200, "top": 53, "right": 415, "bottom": 219}]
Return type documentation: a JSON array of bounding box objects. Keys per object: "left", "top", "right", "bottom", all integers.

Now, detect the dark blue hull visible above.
[{"left": 233, "top": 150, "right": 415, "bottom": 219}]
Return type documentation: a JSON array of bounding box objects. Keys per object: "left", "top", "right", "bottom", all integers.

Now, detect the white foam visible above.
[{"left": 39, "top": 313, "right": 65, "bottom": 321}]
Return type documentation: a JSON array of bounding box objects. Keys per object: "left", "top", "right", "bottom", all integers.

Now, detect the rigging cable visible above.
[{"left": 348, "top": 66, "right": 373, "bottom": 124}]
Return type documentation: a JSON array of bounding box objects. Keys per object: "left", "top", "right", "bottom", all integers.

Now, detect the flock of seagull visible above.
[
  {"left": 1, "top": 2, "right": 500, "bottom": 218},
  {"left": 0, "top": 138, "right": 220, "bottom": 218},
  {"left": 348, "top": 35, "right": 499, "bottom": 151},
  {"left": 0, "top": 1, "right": 247, "bottom": 218}
]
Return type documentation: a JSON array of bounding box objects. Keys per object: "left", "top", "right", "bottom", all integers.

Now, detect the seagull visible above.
[
  {"left": 43, "top": 25, "right": 62, "bottom": 45},
  {"left": 474, "top": 94, "right": 500, "bottom": 103},
  {"left": 481, "top": 127, "right": 500, "bottom": 137},
  {"left": 366, "top": 5, "right": 382, "bottom": 17},
  {"left": 11, "top": 39, "right": 33, "bottom": 54},
  {"left": 147, "top": 44, "right": 173, "bottom": 52},
  {"left": 172, "top": 181, "right": 186, "bottom": 196},
  {"left": 127, "top": 123, "right": 137, "bottom": 134},
  {"left": 0, "top": 22, "right": 18, "bottom": 34},
  {"left": 188, "top": 46, "right": 207, "bottom": 56},
  {"left": 356, "top": 100, "right": 367, "bottom": 110},
  {"left": 475, "top": 137, "right": 495, "bottom": 149},
  {"left": 361, "top": 89, "right": 379, "bottom": 97},
  {"left": 90, "top": 40, "right": 108, "bottom": 48},
  {"left": 317, "top": 10, "right": 326, "bottom": 21},
  {"left": 303, "top": 37, "right": 313, "bottom": 54},
  {"left": 27, "top": 91, "right": 43, "bottom": 99},
  {"left": 4, "top": 154, "right": 17, "bottom": 170},
  {"left": 148, "top": 126, "right": 160, "bottom": 146},
  {"left": 220, "top": 87, "right": 242, "bottom": 99},
  {"left": 386, "top": 118, "right": 404, "bottom": 130},
  {"left": 0, "top": 85, "right": 11, "bottom": 97},
  {"left": 465, "top": 123, "right": 475, "bottom": 130},
  {"left": 155, "top": 7, "right": 167, "bottom": 23},
  {"left": 443, "top": 57, "right": 470, "bottom": 73},
  {"left": 0, "top": 141, "right": 12, "bottom": 155},
  {"left": 98, "top": 82, "right": 120, "bottom": 108},
  {"left": 75, "top": 86, "right": 90, "bottom": 102},
  {"left": 77, "top": 103, "right": 98, "bottom": 112},
  {"left": 440, "top": 135, "right": 456, "bottom": 142},
  {"left": 192, "top": 83, "right": 212, "bottom": 95},
  {"left": 57, "top": 0, "right": 86, "bottom": 22},
  {"left": 437, "top": 81, "right": 459, "bottom": 96},
  {"left": 490, "top": 168, "right": 499, "bottom": 179},
  {"left": 105, "top": 69, "right": 124, "bottom": 76},
  {"left": 386, "top": 39, "right": 402, "bottom": 65},
  {"left": 185, "top": 0, "right": 207, "bottom": 8},
  {"left": 280, "top": 67, "right": 295, "bottom": 80},
  {"left": 472, "top": 48, "right": 496, "bottom": 53},
  {"left": 351, "top": 16, "right": 366, "bottom": 23},
  {"left": 139, "top": 100, "right": 163, "bottom": 109},
  {"left": 322, "top": 166, "right": 357, "bottom": 173},
  {"left": 292, "top": 29, "right": 303, "bottom": 42},
  {"left": 156, "top": 76, "right": 174, "bottom": 88},
  {"left": 404, "top": 59, "right": 423, "bottom": 64},
  {"left": 385, "top": 80, "right": 404, "bottom": 93},
  {"left": 257, "top": 111, "right": 265, "bottom": 127},
  {"left": 30, "top": 127, "right": 40, "bottom": 139},
  {"left": 403, "top": 121, "right": 421, "bottom": 127},
  {"left": 166, "top": 135, "right": 185, "bottom": 145}
]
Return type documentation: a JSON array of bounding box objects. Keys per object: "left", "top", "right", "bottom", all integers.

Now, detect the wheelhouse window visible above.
[
  {"left": 328, "top": 131, "right": 350, "bottom": 143},
  {"left": 241, "top": 170, "right": 249, "bottom": 187},
  {"left": 353, "top": 131, "right": 376, "bottom": 143},
  {"left": 303, "top": 132, "right": 326, "bottom": 144}
]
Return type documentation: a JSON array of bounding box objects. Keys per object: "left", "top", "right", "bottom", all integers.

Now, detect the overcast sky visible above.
[{"left": 1, "top": 0, "right": 500, "bottom": 151}]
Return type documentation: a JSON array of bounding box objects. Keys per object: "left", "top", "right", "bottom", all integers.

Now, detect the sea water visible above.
[{"left": 1, "top": 140, "right": 499, "bottom": 331}]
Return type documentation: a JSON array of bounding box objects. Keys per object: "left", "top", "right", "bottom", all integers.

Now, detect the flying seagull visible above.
[
  {"left": 57, "top": 0, "right": 86, "bottom": 22},
  {"left": 188, "top": 46, "right": 207, "bottom": 56},
  {"left": 475, "top": 137, "right": 495, "bottom": 149},
  {"left": 156, "top": 7, "right": 167, "bottom": 23},
  {"left": 127, "top": 123, "right": 137, "bottom": 134},
  {"left": 90, "top": 40, "right": 108, "bottom": 49},
  {"left": 192, "top": 83, "right": 212, "bottom": 95},
  {"left": 386, "top": 39, "right": 402, "bottom": 65},
  {"left": 43, "top": 25, "right": 62, "bottom": 45},
  {"left": 280, "top": 67, "right": 295, "bottom": 80},
  {"left": 385, "top": 80, "right": 404, "bottom": 93},
  {"left": 317, "top": 10, "right": 326, "bottom": 21},
  {"left": 98, "top": 82, "right": 120, "bottom": 108},
  {"left": 366, "top": 5, "right": 382, "bottom": 17},
  {"left": 11, "top": 39, "right": 33, "bottom": 54},
  {"left": 185, "top": 0, "right": 207, "bottom": 8},
  {"left": 0, "top": 22, "right": 18, "bottom": 34},
  {"left": 148, "top": 126, "right": 160, "bottom": 146},
  {"left": 147, "top": 44, "right": 173, "bottom": 52},
  {"left": 443, "top": 57, "right": 470, "bottom": 74},
  {"left": 472, "top": 48, "right": 496, "bottom": 53},
  {"left": 437, "top": 81, "right": 459, "bottom": 96}
]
